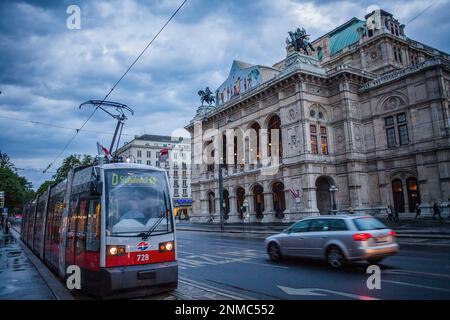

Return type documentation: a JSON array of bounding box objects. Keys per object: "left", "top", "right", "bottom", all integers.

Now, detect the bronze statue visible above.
[
  {"left": 198, "top": 87, "right": 215, "bottom": 106},
  {"left": 287, "top": 27, "right": 315, "bottom": 55}
]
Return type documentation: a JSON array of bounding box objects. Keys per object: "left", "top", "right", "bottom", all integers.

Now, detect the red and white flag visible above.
[
  {"left": 289, "top": 188, "right": 299, "bottom": 199},
  {"left": 97, "top": 142, "right": 112, "bottom": 159},
  {"left": 159, "top": 147, "right": 169, "bottom": 162}
]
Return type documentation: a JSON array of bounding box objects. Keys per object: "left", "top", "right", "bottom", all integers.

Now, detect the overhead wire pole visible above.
[{"left": 39, "top": 0, "right": 189, "bottom": 181}]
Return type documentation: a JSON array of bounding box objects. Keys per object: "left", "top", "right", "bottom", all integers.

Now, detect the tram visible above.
[{"left": 21, "top": 162, "right": 178, "bottom": 297}]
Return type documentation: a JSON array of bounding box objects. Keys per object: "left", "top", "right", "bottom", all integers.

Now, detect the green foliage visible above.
[
  {"left": 0, "top": 167, "right": 34, "bottom": 214},
  {"left": 0, "top": 150, "right": 15, "bottom": 170},
  {"left": 52, "top": 154, "right": 95, "bottom": 184},
  {"left": 36, "top": 180, "right": 55, "bottom": 194}
]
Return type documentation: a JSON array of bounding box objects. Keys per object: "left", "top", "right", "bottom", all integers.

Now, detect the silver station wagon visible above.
[{"left": 265, "top": 215, "right": 399, "bottom": 268}]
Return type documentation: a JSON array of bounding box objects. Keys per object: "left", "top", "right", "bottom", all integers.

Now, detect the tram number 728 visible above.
[{"left": 136, "top": 254, "right": 150, "bottom": 262}]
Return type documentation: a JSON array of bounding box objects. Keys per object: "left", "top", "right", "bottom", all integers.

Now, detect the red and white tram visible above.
[{"left": 21, "top": 162, "right": 178, "bottom": 297}]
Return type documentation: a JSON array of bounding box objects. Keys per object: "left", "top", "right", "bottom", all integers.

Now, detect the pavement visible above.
[{"left": 0, "top": 228, "right": 56, "bottom": 300}]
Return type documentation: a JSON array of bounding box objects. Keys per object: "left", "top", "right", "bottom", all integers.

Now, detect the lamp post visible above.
[
  {"left": 215, "top": 111, "right": 232, "bottom": 232},
  {"left": 329, "top": 185, "right": 338, "bottom": 215}
]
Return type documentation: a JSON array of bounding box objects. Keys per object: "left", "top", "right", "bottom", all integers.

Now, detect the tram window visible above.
[
  {"left": 105, "top": 169, "right": 173, "bottom": 235},
  {"left": 75, "top": 198, "right": 88, "bottom": 254},
  {"left": 86, "top": 199, "right": 101, "bottom": 252}
]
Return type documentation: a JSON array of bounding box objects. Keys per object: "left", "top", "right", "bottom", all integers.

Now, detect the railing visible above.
[{"left": 359, "top": 58, "right": 448, "bottom": 91}]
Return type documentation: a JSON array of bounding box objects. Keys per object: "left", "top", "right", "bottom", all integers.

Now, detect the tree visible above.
[
  {"left": 52, "top": 154, "right": 95, "bottom": 184},
  {"left": 0, "top": 150, "right": 15, "bottom": 170},
  {"left": 0, "top": 167, "right": 34, "bottom": 214},
  {"left": 37, "top": 180, "right": 55, "bottom": 194}
]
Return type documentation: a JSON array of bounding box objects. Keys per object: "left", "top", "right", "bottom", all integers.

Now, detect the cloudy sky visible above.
[{"left": 1, "top": 0, "right": 449, "bottom": 189}]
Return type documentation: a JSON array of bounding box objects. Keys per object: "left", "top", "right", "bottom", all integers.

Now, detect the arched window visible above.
[
  {"left": 236, "top": 187, "right": 246, "bottom": 219},
  {"left": 249, "top": 122, "right": 261, "bottom": 164},
  {"left": 392, "top": 179, "right": 405, "bottom": 213},
  {"left": 272, "top": 182, "right": 286, "bottom": 218},
  {"left": 406, "top": 177, "right": 420, "bottom": 213},
  {"left": 253, "top": 184, "right": 264, "bottom": 219},
  {"left": 223, "top": 189, "right": 230, "bottom": 219},
  {"left": 208, "top": 191, "right": 215, "bottom": 215},
  {"left": 268, "top": 115, "right": 282, "bottom": 158}
]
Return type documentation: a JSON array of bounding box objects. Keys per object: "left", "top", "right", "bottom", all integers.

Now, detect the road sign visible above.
[{"left": 0, "top": 191, "right": 4, "bottom": 209}]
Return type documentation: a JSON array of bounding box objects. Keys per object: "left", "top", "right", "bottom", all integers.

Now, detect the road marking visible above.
[
  {"left": 179, "top": 277, "right": 253, "bottom": 300},
  {"left": 383, "top": 269, "right": 450, "bottom": 279},
  {"left": 381, "top": 280, "right": 450, "bottom": 293},
  {"left": 277, "top": 285, "right": 379, "bottom": 300}
]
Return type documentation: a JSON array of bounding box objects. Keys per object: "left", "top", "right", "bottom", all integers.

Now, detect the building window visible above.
[
  {"left": 320, "top": 126, "right": 328, "bottom": 155},
  {"left": 137, "top": 150, "right": 142, "bottom": 157},
  {"left": 182, "top": 180, "right": 187, "bottom": 187},
  {"left": 182, "top": 170, "right": 187, "bottom": 179},
  {"left": 174, "top": 153, "right": 178, "bottom": 160},
  {"left": 137, "top": 160, "right": 141, "bottom": 164},
  {"left": 398, "top": 125, "right": 409, "bottom": 145},
  {"left": 385, "top": 113, "right": 408, "bottom": 147},
  {"left": 174, "top": 170, "right": 178, "bottom": 178},
  {"left": 310, "top": 124, "right": 328, "bottom": 155},
  {"left": 174, "top": 189, "right": 179, "bottom": 197},
  {"left": 182, "top": 189, "right": 187, "bottom": 197},
  {"left": 156, "top": 161, "right": 160, "bottom": 167},
  {"left": 147, "top": 160, "right": 151, "bottom": 165},
  {"left": 310, "top": 124, "right": 318, "bottom": 154},
  {"left": 386, "top": 127, "right": 397, "bottom": 148}
]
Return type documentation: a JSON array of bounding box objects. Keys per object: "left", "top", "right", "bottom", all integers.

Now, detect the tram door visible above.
[{"left": 66, "top": 194, "right": 79, "bottom": 268}]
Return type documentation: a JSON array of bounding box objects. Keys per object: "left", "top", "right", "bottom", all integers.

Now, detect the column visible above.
[{"left": 262, "top": 191, "right": 274, "bottom": 223}]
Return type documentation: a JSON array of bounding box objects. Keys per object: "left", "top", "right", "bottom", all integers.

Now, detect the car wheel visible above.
[
  {"left": 268, "top": 242, "right": 282, "bottom": 262},
  {"left": 327, "top": 246, "right": 346, "bottom": 269},
  {"left": 367, "top": 258, "right": 384, "bottom": 265}
]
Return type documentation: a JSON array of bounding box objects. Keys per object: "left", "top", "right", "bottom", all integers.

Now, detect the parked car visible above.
[{"left": 264, "top": 215, "right": 399, "bottom": 268}]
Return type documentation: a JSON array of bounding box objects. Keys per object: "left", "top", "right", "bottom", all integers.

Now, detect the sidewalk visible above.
[
  {"left": 0, "top": 229, "right": 55, "bottom": 300},
  {"left": 176, "top": 216, "right": 450, "bottom": 240}
]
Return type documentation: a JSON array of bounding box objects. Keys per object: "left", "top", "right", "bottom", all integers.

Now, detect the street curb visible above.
[
  {"left": 10, "top": 228, "right": 75, "bottom": 300},
  {"left": 176, "top": 227, "right": 450, "bottom": 240}
]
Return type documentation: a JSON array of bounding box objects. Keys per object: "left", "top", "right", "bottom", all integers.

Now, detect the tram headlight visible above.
[
  {"left": 107, "top": 245, "right": 126, "bottom": 256},
  {"left": 159, "top": 241, "right": 174, "bottom": 252}
]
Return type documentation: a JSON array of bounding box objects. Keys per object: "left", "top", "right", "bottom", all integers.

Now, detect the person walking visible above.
[
  {"left": 415, "top": 202, "right": 421, "bottom": 219},
  {"left": 433, "top": 202, "right": 443, "bottom": 220},
  {"left": 394, "top": 207, "right": 399, "bottom": 221},
  {"left": 386, "top": 205, "right": 393, "bottom": 221}
]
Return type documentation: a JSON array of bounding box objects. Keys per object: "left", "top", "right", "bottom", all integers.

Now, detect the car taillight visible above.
[
  {"left": 353, "top": 233, "right": 373, "bottom": 241},
  {"left": 159, "top": 241, "right": 174, "bottom": 252},
  {"left": 389, "top": 230, "right": 396, "bottom": 237}
]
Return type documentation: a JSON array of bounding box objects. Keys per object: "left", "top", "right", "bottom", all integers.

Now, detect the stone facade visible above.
[{"left": 185, "top": 9, "right": 450, "bottom": 223}]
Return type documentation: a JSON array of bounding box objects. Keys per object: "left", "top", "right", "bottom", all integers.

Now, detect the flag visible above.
[
  {"left": 159, "top": 147, "right": 169, "bottom": 162},
  {"left": 289, "top": 188, "right": 299, "bottom": 199},
  {"left": 97, "top": 142, "right": 112, "bottom": 159}
]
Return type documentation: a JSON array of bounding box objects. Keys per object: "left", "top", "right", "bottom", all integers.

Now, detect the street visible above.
[{"left": 175, "top": 230, "right": 450, "bottom": 300}]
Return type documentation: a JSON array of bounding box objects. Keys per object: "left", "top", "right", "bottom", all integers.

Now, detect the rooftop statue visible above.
[
  {"left": 286, "top": 27, "right": 315, "bottom": 55},
  {"left": 198, "top": 87, "right": 215, "bottom": 106}
]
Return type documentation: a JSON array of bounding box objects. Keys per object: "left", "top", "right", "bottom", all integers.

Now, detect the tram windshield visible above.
[{"left": 105, "top": 169, "right": 173, "bottom": 236}]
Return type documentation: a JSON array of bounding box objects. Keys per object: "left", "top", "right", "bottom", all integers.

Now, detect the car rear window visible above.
[{"left": 353, "top": 217, "right": 387, "bottom": 231}]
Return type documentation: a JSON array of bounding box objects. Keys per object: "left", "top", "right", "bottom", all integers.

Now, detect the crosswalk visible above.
[{"left": 177, "top": 249, "right": 265, "bottom": 270}]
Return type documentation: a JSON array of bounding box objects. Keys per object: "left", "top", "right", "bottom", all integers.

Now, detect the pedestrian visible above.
[
  {"left": 432, "top": 202, "right": 443, "bottom": 220},
  {"left": 394, "top": 207, "right": 399, "bottom": 221},
  {"left": 386, "top": 205, "right": 393, "bottom": 221},
  {"left": 348, "top": 206, "right": 354, "bottom": 215},
  {"left": 415, "top": 202, "right": 421, "bottom": 219}
]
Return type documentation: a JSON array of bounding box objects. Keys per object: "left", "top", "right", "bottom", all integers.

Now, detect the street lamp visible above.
[
  {"left": 216, "top": 111, "right": 232, "bottom": 232},
  {"left": 329, "top": 185, "right": 338, "bottom": 215}
]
